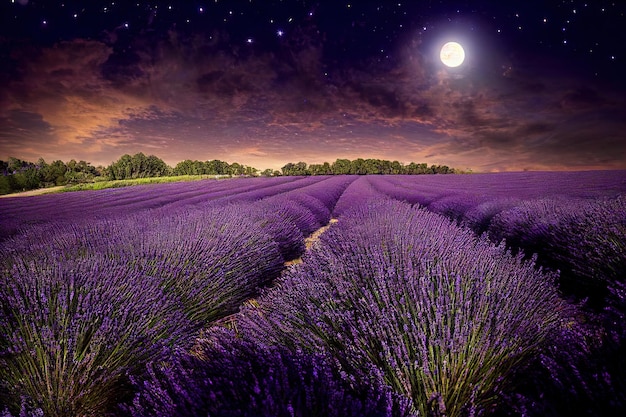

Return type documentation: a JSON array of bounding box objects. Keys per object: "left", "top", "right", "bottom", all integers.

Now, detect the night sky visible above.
[{"left": 1, "top": 1, "right": 625, "bottom": 172}]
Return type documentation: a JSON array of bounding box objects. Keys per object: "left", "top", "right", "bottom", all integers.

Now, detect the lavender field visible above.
[{"left": 1, "top": 171, "right": 625, "bottom": 417}]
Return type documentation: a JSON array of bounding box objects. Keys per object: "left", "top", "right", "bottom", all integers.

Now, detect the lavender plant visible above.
[
  {"left": 256, "top": 196, "right": 321, "bottom": 236},
  {"left": 484, "top": 196, "right": 626, "bottom": 309},
  {"left": 426, "top": 193, "right": 490, "bottom": 223},
  {"left": 461, "top": 197, "right": 521, "bottom": 234},
  {"left": 544, "top": 196, "right": 626, "bottom": 301},
  {"left": 280, "top": 192, "right": 332, "bottom": 226},
  {"left": 221, "top": 176, "right": 328, "bottom": 204},
  {"left": 124, "top": 327, "right": 413, "bottom": 417},
  {"left": 135, "top": 205, "right": 286, "bottom": 325},
  {"left": 0, "top": 176, "right": 305, "bottom": 240},
  {"left": 488, "top": 197, "right": 580, "bottom": 251},
  {"left": 239, "top": 199, "right": 575, "bottom": 417},
  {"left": 368, "top": 176, "right": 447, "bottom": 206},
  {"left": 285, "top": 175, "right": 356, "bottom": 214},
  {"left": 0, "top": 255, "right": 191, "bottom": 417}
]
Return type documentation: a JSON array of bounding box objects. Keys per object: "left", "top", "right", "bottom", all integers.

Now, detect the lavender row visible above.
[
  {"left": 251, "top": 176, "right": 356, "bottom": 231},
  {"left": 262, "top": 174, "right": 357, "bottom": 218},
  {"left": 367, "top": 172, "right": 625, "bottom": 226},
  {"left": 488, "top": 196, "right": 626, "bottom": 299},
  {"left": 218, "top": 175, "right": 331, "bottom": 204},
  {"left": 0, "top": 175, "right": 231, "bottom": 217},
  {"left": 198, "top": 175, "right": 356, "bottom": 260},
  {"left": 0, "top": 176, "right": 303, "bottom": 240},
  {"left": 129, "top": 198, "right": 573, "bottom": 416},
  {"left": 368, "top": 174, "right": 626, "bottom": 307},
  {"left": 331, "top": 176, "right": 386, "bottom": 217},
  {"left": 161, "top": 175, "right": 327, "bottom": 211},
  {"left": 200, "top": 175, "right": 357, "bottom": 260}
]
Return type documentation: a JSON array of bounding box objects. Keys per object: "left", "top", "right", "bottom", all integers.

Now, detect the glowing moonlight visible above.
[{"left": 440, "top": 42, "right": 465, "bottom": 67}]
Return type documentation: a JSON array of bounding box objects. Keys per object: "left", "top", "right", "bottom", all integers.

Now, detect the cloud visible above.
[
  {"left": 1, "top": 25, "right": 625, "bottom": 171},
  {"left": 2, "top": 39, "right": 154, "bottom": 152},
  {"left": 0, "top": 110, "right": 54, "bottom": 150}
]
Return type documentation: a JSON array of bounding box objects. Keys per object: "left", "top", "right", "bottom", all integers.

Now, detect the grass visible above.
[{"left": 59, "top": 175, "right": 231, "bottom": 192}]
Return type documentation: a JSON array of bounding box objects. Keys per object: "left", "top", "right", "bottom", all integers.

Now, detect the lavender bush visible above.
[
  {"left": 375, "top": 171, "right": 625, "bottom": 200},
  {"left": 484, "top": 196, "right": 626, "bottom": 416},
  {"left": 545, "top": 196, "right": 626, "bottom": 299},
  {"left": 281, "top": 192, "right": 332, "bottom": 226},
  {"left": 0, "top": 255, "right": 191, "bottom": 417},
  {"left": 604, "top": 281, "right": 626, "bottom": 411},
  {"left": 124, "top": 327, "right": 412, "bottom": 417},
  {"left": 283, "top": 175, "right": 356, "bottom": 214},
  {"left": 128, "top": 205, "right": 286, "bottom": 325},
  {"left": 485, "top": 196, "right": 626, "bottom": 307},
  {"left": 461, "top": 198, "right": 521, "bottom": 234},
  {"left": 487, "top": 197, "right": 587, "bottom": 257},
  {"left": 239, "top": 199, "right": 576, "bottom": 417},
  {"left": 220, "top": 176, "right": 328, "bottom": 205},
  {"left": 255, "top": 196, "right": 321, "bottom": 237},
  {"left": 426, "top": 193, "right": 491, "bottom": 223}
]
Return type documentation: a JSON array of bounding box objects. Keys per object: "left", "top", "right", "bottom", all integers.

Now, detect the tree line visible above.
[
  {"left": 278, "top": 159, "right": 454, "bottom": 176},
  {"left": 0, "top": 157, "right": 101, "bottom": 195},
  {"left": 0, "top": 153, "right": 457, "bottom": 195}
]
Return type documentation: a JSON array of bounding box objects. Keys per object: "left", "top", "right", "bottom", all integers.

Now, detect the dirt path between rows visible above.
[
  {"left": 284, "top": 218, "right": 338, "bottom": 266},
  {"left": 0, "top": 186, "right": 65, "bottom": 198},
  {"left": 207, "top": 218, "right": 340, "bottom": 332}
]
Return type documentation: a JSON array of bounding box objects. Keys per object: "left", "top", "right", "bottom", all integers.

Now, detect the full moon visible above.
[{"left": 440, "top": 42, "right": 465, "bottom": 67}]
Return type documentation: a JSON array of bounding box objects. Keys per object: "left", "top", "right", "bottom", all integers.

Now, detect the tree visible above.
[
  {"left": 130, "top": 153, "right": 148, "bottom": 178},
  {"left": 308, "top": 162, "right": 332, "bottom": 175},
  {"left": 42, "top": 160, "right": 67, "bottom": 185},
  {"left": 229, "top": 162, "right": 246, "bottom": 176},
  {"left": 391, "top": 160, "right": 404, "bottom": 174},
  {"left": 350, "top": 158, "right": 367, "bottom": 175},
  {"left": 331, "top": 159, "right": 352, "bottom": 175},
  {"left": 146, "top": 155, "right": 170, "bottom": 177},
  {"left": 107, "top": 154, "right": 132, "bottom": 180},
  {"left": 206, "top": 159, "right": 230, "bottom": 175},
  {"left": 308, "top": 164, "right": 323, "bottom": 175},
  {"left": 0, "top": 175, "right": 15, "bottom": 195},
  {"left": 0, "top": 160, "right": 8, "bottom": 175},
  {"left": 281, "top": 162, "right": 309, "bottom": 176},
  {"left": 173, "top": 160, "right": 196, "bottom": 176},
  {"left": 281, "top": 162, "right": 295, "bottom": 176},
  {"left": 243, "top": 166, "right": 257, "bottom": 176},
  {"left": 108, "top": 153, "right": 170, "bottom": 179},
  {"left": 363, "top": 158, "right": 384, "bottom": 174}
]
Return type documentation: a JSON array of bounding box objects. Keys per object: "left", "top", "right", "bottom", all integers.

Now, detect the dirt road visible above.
[{"left": 0, "top": 186, "right": 65, "bottom": 198}]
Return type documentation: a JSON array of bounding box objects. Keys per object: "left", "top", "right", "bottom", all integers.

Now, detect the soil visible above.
[
  {"left": 0, "top": 186, "right": 65, "bottom": 198},
  {"left": 284, "top": 218, "right": 338, "bottom": 266}
]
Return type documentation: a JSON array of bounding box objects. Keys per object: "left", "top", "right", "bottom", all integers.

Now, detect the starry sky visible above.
[{"left": 1, "top": 0, "right": 625, "bottom": 172}]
